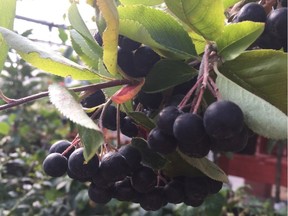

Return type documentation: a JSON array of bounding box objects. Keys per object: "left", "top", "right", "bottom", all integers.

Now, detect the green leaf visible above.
[
  {"left": 70, "top": 30, "right": 102, "bottom": 70},
  {"left": 219, "top": 50, "right": 287, "bottom": 114},
  {"left": 223, "top": 0, "right": 241, "bottom": 9},
  {"left": 120, "top": 0, "right": 163, "bottom": 5},
  {"left": 48, "top": 84, "right": 101, "bottom": 131},
  {"left": 164, "top": 0, "right": 225, "bottom": 41},
  {"left": 0, "top": 0, "right": 16, "bottom": 71},
  {"left": 0, "top": 122, "right": 10, "bottom": 135},
  {"left": 142, "top": 59, "right": 198, "bottom": 93},
  {"left": 128, "top": 111, "right": 156, "bottom": 130},
  {"left": 131, "top": 138, "right": 167, "bottom": 169},
  {"left": 0, "top": 27, "right": 101, "bottom": 80},
  {"left": 96, "top": 0, "right": 119, "bottom": 75},
  {"left": 216, "top": 21, "right": 264, "bottom": 61},
  {"left": 163, "top": 150, "right": 229, "bottom": 183},
  {"left": 215, "top": 69, "right": 287, "bottom": 140},
  {"left": 78, "top": 125, "right": 103, "bottom": 162},
  {"left": 118, "top": 5, "right": 197, "bottom": 59}
]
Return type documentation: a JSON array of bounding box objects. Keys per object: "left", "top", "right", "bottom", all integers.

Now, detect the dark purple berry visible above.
[{"left": 43, "top": 153, "right": 68, "bottom": 177}]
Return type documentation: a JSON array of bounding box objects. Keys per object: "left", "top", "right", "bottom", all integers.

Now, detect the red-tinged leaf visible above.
[{"left": 111, "top": 78, "right": 145, "bottom": 104}]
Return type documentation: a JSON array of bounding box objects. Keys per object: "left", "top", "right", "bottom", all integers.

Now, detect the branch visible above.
[{"left": 0, "top": 79, "right": 134, "bottom": 111}]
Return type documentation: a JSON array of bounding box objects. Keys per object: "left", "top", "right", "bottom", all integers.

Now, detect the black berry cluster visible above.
[
  {"left": 234, "top": 2, "right": 287, "bottom": 51},
  {"left": 147, "top": 100, "right": 248, "bottom": 157},
  {"left": 43, "top": 142, "right": 223, "bottom": 211}
]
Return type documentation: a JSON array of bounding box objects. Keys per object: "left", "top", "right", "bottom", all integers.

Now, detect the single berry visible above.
[
  {"left": 99, "top": 152, "right": 131, "bottom": 182},
  {"left": 178, "top": 135, "right": 211, "bottom": 158},
  {"left": 88, "top": 183, "right": 113, "bottom": 204},
  {"left": 43, "top": 153, "right": 68, "bottom": 177},
  {"left": 117, "top": 48, "right": 136, "bottom": 77},
  {"left": 184, "top": 196, "right": 205, "bottom": 207},
  {"left": 137, "top": 90, "right": 163, "bottom": 110},
  {"left": 203, "top": 100, "right": 244, "bottom": 139},
  {"left": 147, "top": 127, "right": 178, "bottom": 154},
  {"left": 164, "top": 179, "right": 185, "bottom": 204},
  {"left": 48, "top": 140, "right": 75, "bottom": 158},
  {"left": 120, "top": 117, "right": 139, "bottom": 138},
  {"left": 131, "top": 166, "right": 157, "bottom": 193},
  {"left": 118, "top": 145, "right": 142, "bottom": 172},
  {"left": 184, "top": 176, "right": 209, "bottom": 200},
  {"left": 211, "top": 125, "right": 249, "bottom": 152},
  {"left": 102, "top": 105, "right": 126, "bottom": 131},
  {"left": 80, "top": 90, "right": 106, "bottom": 108},
  {"left": 68, "top": 147, "right": 99, "bottom": 180},
  {"left": 94, "top": 31, "right": 103, "bottom": 46},
  {"left": 157, "top": 106, "right": 182, "bottom": 136},
  {"left": 266, "top": 8, "right": 287, "bottom": 41},
  {"left": 118, "top": 35, "right": 141, "bottom": 51},
  {"left": 139, "top": 188, "right": 167, "bottom": 211},
  {"left": 112, "top": 177, "right": 139, "bottom": 201},
  {"left": 235, "top": 3, "right": 266, "bottom": 23}
]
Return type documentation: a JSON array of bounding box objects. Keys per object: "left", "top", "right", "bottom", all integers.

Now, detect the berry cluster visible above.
[
  {"left": 43, "top": 142, "right": 223, "bottom": 211},
  {"left": 234, "top": 2, "right": 287, "bottom": 51},
  {"left": 147, "top": 100, "right": 248, "bottom": 157}
]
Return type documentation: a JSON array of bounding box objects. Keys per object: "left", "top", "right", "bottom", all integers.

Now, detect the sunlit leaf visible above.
[
  {"left": 164, "top": 0, "right": 225, "bottom": 41},
  {"left": 0, "top": 0, "right": 16, "bottom": 71},
  {"left": 78, "top": 125, "right": 103, "bottom": 162},
  {"left": 96, "top": 0, "right": 119, "bottom": 75},
  {"left": 219, "top": 50, "right": 287, "bottom": 114},
  {"left": 0, "top": 27, "right": 101, "bottom": 80},
  {"left": 142, "top": 59, "right": 198, "bottom": 93},
  {"left": 216, "top": 69, "right": 287, "bottom": 140},
  {"left": 216, "top": 21, "right": 264, "bottom": 61},
  {"left": 118, "top": 5, "right": 197, "bottom": 59},
  {"left": 120, "top": 0, "right": 163, "bottom": 6},
  {"left": 49, "top": 84, "right": 101, "bottom": 131}
]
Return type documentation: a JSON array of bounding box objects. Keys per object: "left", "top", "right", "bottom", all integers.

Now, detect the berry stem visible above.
[
  {"left": 116, "top": 104, "right": 121, "bottom": 148},
  {"left": 61, "top": 135, "right": 80, "bottom": 157},
  {"left": 0, "top": 79, "right": 134, "bottom": 111}
]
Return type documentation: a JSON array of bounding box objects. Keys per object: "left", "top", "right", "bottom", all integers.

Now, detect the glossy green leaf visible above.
[
  {"left": 118, "top": 5, "right": 197, "bottom": 59},
  {"left": 128, "top": 111, "right": 156, "bottom": 130},
  {"left": 219, "top": 50, "right": 287, "bottom": 114},
  {"left": 142, "top": 59, "right": 198, "bottom": 93},
  {"left": 131, "top": 138, "right": 167, "bottom": 169},
  {"left": 215, "top": 69, "right": 287, "bottom": 140},
  {"left": 120, "top": 0, "right": 163, "bottom": 5},
  {"left": 78, "top": 125, "right": 103, "bottom": 162},
  {"left": 96, "top": 0, "right": 119, "bottom": 75},
  {"left": 0, "top": 27, "right": 101, "bottom": 80},
  {"left": 164, "top": 0, "right": 225, "bottom": 41},
  {"left": 216, "top": 21, "right": 264, "bottom": 61},
  {"left": 188, "top": 31, "right": 206, "bottom": 55},
  {"left": 70, "top": 30, "right": 102, "bottom": 70},
  {"left": 0, "top": 0, "right": 16, "bottom": 71},
  {"left": 49, "top": 84, "right": 101, "bottom": 131},
  {"left": 223, "top": 0, "right": 241, "bottom": 9}
]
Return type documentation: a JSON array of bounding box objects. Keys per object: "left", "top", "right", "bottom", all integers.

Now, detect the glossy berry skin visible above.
[
  {"left": 134, "top": 46, "right": 160, "bottom": 77},
  {"left": 157, "top": 106, "right": 182, "bottom": 136},
  {"left": 118, "top": 145, "right": 142, "bottom": 172},
  {"left": 203, "top": 100, "right": 244, "bottom": 139},
  {"left": 117, "top": 48, "right": 136, "bottom": 77},
  {"left": 137, "top": 90, "right": 163, "bottom": 110},
  {"left": 102, "top": 105, "right": 126, "bottom": 131},
  {"left": 211, "top": 126, "right": 249, "bottom": 152},
  {"left": 131, "top": 166, "right": 157, "bottom": 193},
  {"left": 118, "top": 35, "right": 141, "bottom": 51},
  {"left": 147, "top": 127, "right": 178, "bottom": 154},
  {"left": 99, "top": 152, "right": 131, "bottom": 182},
  {"left": 68, "top": 147, "right": 99, "bottom": 180},
  {"left": 48, "top": 140, "right": 75, "bottom": 159},
  {"left": 173, "top": 113, "right": 208, "bottom": 144},
  {"left": 266, "top": 8, "right": 287, "bottom": 42},
  {"left": 140, "top": 188, "right": 167, "bottom": 211},
  {"left": 88, "top": 183, "right": 113, "bottom": 204},
  {"left": 80, "top": 90, "right": 106, "bottom": 108},
  {"left": 43, "top": 153, "right": 68, "bottom": 177},
  {"left": 235, "top": 3, "right": 266, "bottom": 23},
  {"left": 120, "top": 117, "right": 138, "bottom": 138},
  {"left": 164, "top": 179, "right": 185, "bottom": 204}
]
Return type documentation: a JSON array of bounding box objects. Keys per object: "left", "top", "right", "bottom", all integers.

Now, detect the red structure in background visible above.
[{"left": 218, "top": 136, "right": 287, "bottom": 198}]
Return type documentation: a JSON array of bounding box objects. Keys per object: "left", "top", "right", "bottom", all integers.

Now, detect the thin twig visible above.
[{"left": 0, "top": 79, "right": 134, "bottom": 111}]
